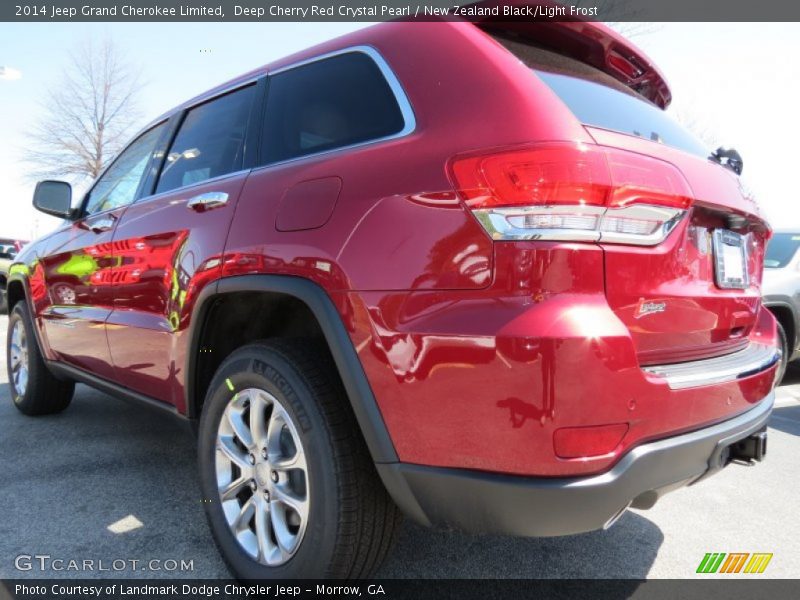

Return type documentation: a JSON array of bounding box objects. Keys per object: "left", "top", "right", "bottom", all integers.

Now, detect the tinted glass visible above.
[
  {"left": 85, "top": 123, "right": 165, "bottom": 216},
  {"left": 262, "top": 52, "right": 405, "bottom": 163},
  {"left": 765, "top": 233, "right": 800, "bottom": 268},
  {"left": 536, "top": 70, "right": 709, "bottom": 158},
  {"left": 489, "top": 35, "right": 708, "bottom": 158},
  {"left": 156, "top": 85, "right": 255, "bottom": 194}
]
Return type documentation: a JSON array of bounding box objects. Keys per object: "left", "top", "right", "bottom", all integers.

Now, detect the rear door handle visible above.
[
  {"left": 187, "top": 192, "right": 229, "bottom": 212},
  {"left": 88, "top": 217, "right": 115, "bottom": 233}
]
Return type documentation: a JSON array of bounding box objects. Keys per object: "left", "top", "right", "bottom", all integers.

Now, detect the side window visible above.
[
  {"left": 155, "top": 85, "right": 255, "bottom": 194},
  {"left": 262, "top": 52, "right": 406, "bottom": 164},
  {"left": 84, "top": 123, "right": 166, "bottom": 216}
]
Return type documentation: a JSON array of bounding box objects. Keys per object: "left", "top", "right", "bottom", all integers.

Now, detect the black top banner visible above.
[{"left": 4, "top": 0, "right": 800, "bottom": 22}]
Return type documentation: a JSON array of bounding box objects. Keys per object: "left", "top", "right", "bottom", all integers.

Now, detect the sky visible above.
[{"left": 1, "top": 21, "right": 798, "bottom": 241}]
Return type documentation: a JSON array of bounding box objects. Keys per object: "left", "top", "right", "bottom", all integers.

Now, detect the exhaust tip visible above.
[{"left": 603, "top": 503, "right": 632, "bottom": 530}]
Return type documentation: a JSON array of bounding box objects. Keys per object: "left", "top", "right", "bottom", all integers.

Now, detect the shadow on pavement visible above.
[
  {"left": 0, "top": 381, "right": 662, "bottom": 580},
  {"left": 379, "top": 501, "right": 663, "bottom": 579},
  {"left": 0, "top": 384, "right": 231, "bottom": 578},
  {"left": 769, "top": 404, "right": 800, "bottom": 437}
]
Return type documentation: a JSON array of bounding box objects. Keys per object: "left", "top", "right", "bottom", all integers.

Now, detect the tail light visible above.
[{"left": 449, "top": 142, "right": 693, "bottom": 246}]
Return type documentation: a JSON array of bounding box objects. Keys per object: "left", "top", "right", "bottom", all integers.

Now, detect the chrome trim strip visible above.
[
  {"left": 186, "top": 191, "right": 230, "bottom": 211},
  {"left": 133, "top": 169, "right": 251, "bottom": 207},
  {"left": 183, "top": 77, "right": 261, "bottom": 111},
  {"left": 642, "top": 343, "right": 780, "bottom": 390},
  {"left": 472, "top": 206, "right": 604, "bottom": 242},
  {"left": 598, "top": 206, "right": 685, "bottom": 246},
  {"left": 471, "top": 205, "right": 686, "bottom": 245}
]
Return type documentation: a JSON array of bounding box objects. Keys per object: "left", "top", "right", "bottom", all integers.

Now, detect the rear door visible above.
[
  {"left": 107, "top": 81, "right": 261, "bottom": 406},
  {"left": 39, "top": 122, "right": 167, "bottom": 378}
]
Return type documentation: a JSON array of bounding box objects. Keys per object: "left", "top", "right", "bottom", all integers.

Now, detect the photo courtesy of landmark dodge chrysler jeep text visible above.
[{"left": 6, "top": 13, "right": 779, "bottom": 579}]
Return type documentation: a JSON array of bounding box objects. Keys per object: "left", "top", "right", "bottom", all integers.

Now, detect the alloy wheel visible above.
[
  {"left": 9, "top": 319, "right": 29, "bottom": 397},
  {"left": 215, "top": 387, "right": 309, "bottom": 566}
]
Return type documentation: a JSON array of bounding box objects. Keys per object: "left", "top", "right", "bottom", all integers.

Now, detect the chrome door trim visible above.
[
  {"left": 187, "top": 192, "right": 230, "bottom": 212},
  {"left": 87, "top": 216, "right": 116, "bottom": 233}
]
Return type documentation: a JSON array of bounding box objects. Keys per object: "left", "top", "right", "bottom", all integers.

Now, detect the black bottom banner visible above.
[{"left": 2, "top": 580, "right": 799, "bottom": 600}]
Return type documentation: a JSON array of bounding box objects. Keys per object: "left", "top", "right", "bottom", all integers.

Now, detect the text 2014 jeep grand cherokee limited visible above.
[{"left": 6, "top": 18, "right": 779, "bottom": 579}]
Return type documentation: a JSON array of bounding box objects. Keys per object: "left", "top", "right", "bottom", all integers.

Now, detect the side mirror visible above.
[{"left": 33, "top": 180, "right": 75, "bottom": 219}]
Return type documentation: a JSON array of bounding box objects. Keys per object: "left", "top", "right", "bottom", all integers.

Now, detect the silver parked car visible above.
[{"left": 763, "top": 231, "right": 800, "bottom": 383}]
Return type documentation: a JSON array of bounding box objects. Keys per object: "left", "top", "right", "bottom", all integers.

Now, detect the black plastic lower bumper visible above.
[{"left": 377, "top": 393, "right": 774, "bottom": 537}]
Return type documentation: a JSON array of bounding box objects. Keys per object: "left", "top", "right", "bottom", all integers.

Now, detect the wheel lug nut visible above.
[
  {"left": 264, "top": 491, "right": 270, "bottom": 501},
  {"left": 248, "top": 454, "right": 256, "bottom": 465},
  {"left": 249, "top": 480, "right": 257, "bottom": 492},
  {"left": 271, "top": 471, "right": 278, "bottom": 483},
  {"left": 261, "top": 448, "right": 268, "bottom": 459}
]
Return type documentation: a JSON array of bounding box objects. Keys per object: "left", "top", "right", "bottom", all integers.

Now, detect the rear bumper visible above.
[
  {"left": 642, "top": 342, "right": 780, "bottom": 389},
  {"left": 378, "top": 392, "right": 773, "bottom": 537}
]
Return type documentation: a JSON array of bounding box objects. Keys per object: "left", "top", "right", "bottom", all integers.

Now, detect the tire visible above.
[
  {"left": 198, "top": 340, "right": 401, "bottom": 579},
  {"left": 6, "top": 302, "right": 74, "bottom": 415},
  {"left": 775, "top": 320, "right": 789, "bottom": 386}
]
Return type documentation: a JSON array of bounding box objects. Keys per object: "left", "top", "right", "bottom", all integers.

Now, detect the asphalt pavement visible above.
[{"left": 0, "top": 313, "right": 798, "bottom": 579}]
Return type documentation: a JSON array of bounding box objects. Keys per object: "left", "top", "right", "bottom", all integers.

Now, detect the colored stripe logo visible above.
[{"left": 697, "top": 553, "right": 772, "bottom": 574}]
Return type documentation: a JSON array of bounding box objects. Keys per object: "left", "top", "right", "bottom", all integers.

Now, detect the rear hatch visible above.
[{"left": 483, "top": 25, "right": 770, "bottom": 365}]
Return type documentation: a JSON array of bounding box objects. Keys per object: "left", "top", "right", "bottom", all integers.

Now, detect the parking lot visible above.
[{"left": 0, "top": 313, "right": 798, "bottom": 579}]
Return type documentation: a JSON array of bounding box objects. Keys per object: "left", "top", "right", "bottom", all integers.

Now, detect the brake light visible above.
[
  {"left": 449, "top": 143, "right": 693, "bottom": 245},
  {"left": 607, "top": 50, "right": 645, "bottom": 79}
]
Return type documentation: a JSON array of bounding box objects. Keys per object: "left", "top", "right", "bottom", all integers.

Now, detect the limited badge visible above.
[{"left": 635, "top": 299, "right": 666, "bottom": 319}]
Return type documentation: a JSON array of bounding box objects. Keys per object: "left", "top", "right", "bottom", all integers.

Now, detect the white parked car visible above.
[{"left": 763, "top": 231, "right": 800, "bottom": 383}]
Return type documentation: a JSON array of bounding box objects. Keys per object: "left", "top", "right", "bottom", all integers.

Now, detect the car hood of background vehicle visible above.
[{"left": 762, "top": 267, "right": 800, "bottom": 297}]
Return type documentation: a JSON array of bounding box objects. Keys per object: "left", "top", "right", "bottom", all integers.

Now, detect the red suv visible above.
[{"left": 6, "top": 18, "right": 778, "bottom": 579}]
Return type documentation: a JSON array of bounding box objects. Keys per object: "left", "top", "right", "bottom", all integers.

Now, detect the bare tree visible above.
[
  {"left": 23, "top": 38, "right": 142, "bottom": 183},
  {"left": 672, "top": 107, "right": 757, "bottom": 199},
  {"left": 671, "top": 107, "right": 720, "bottom": 150},
  {"left": 605, "top": 21, "right": 662, "bottom": 39}
]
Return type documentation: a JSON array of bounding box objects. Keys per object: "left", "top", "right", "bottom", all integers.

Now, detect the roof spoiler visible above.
[{"left": 471, "top": 1, "right": 671, "bottom": 108}]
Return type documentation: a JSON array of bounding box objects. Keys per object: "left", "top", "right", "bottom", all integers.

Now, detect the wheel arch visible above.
[
  {"left": 765, "top": 301, "right": 798, "bottom": 361},
  {"left": 186, "top": 274, "right": 398, "bottom": 464},
  {"left": 6, "top": 276, "right": 26, "bottom": 311}
]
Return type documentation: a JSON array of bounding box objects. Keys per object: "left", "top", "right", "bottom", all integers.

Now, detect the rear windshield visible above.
[
  {"left": 492, "top": 35, "right": 709, "bottom": 159},
  {"left": 765, "top": 233, "right": 800, "bottom": 268}
]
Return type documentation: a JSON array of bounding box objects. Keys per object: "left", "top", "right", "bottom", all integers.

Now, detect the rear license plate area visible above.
[{"left": 712, "top": 229, "right": 748, "bottom": 289}]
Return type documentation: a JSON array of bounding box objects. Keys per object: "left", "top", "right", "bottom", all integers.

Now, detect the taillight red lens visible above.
[
  {"left": 451, "top": 144, "right": 612, "bottom": 209},
  {"left": 604, "top": 148, "right": 692, "bottom": 209},
  {"left": 553, "top": 423, "right": 629, "bottom": 459},
  {"left": 449, "top": 143, "right": 693, "bottom": 245},
  {"left": 450, "top": 142, "right": 691, "bottom": 211}
]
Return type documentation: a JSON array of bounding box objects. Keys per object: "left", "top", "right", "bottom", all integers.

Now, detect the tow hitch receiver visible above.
[{"left": 730, "top": 428, "right": 768, "bottom": 463}]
